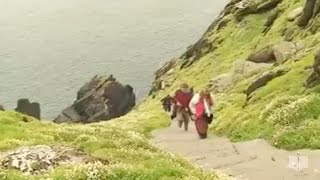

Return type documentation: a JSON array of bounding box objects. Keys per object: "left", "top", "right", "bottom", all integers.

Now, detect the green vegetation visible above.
[
  {"left": 151, "top": 0, "right": 320, "bottom": 150},
  {"left": 0, "top": 110, "right": 219, "bottom": 179}
]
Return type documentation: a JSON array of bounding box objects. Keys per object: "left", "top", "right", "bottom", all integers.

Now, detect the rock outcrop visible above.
[
  {"left": 155, "top": 59, "right": 177, "bottom": 79},
  {"left": 287, "top": 7, "right": 303, "bottom": 21},
  {"left": 233, "top": 59, "right": 273, "bottom": 77},
  {"left": 273, "top": 41, "right": 297, "bottom": 64},
  {"left": 15, "top": 99, "right": 41, "bottom": 119},
  {"left": 0, "top": 105, "right": 4, "bottom": 111},
  {"left": 0, "top": 145, "right": 100, "bottom": 175},
  {"left": 256, "top": 0, "right": 283, "bottom": 13},
  {"left": 247, "top": 41, "right": 297, "bottom": 64},
  {"left": 263, "top": 8, "right": 282, "bottom": 33},
  {"left": 246, "top": 68, "right": 290, "bottom": 97},
  {"left": 234, "top": 0, "right": 282, "bottom": 21},
  {"left": 208, "top": 73, "right": 234, "bottom": 93},
  {"left": 298, "top": 0, "right": 318, "bottom": 27},
  {"left": 180, "top": 37, "right": 216, "bottom": 69},
  {"left": 54, "top": 75, "right": 136, "bottom": 124},
  {"left": 247, "top": 45, "right": 276, "bottom": 63},
  {"left": 306, "top": 50, "right": 320, "bottom": 88}
]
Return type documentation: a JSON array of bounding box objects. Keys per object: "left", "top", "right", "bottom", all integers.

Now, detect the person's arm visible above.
[
  {"left": 173, "top": 90, "right": 182, "bottom": 106},
  {"left": 208, "top": 94, "right": 214, "bottom": 107},
  {"left": 189, "top": 94, "right": 199, "bottom": 115}
]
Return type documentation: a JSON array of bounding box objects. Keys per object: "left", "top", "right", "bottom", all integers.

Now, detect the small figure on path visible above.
[
  {"left": 161, "top": 95, "right": 173, "bottom": 113},
  {"left": 189, "top": 88, "right": 214, "bottom": 139},
  {"left": 173, "top": 83, "right": 193, "bottom": 131}
]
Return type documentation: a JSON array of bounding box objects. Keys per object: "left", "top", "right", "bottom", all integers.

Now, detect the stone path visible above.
[{"left": 152, "top": 121, "right": 320, "bottom": 180}]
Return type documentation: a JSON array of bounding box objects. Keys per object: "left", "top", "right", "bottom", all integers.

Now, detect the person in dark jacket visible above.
[
  {"left": 161, "top": 95, "right": 173, "bottom": 113},
  {"left": 173, "top": 83, "right": 193, "bottom": 131}
]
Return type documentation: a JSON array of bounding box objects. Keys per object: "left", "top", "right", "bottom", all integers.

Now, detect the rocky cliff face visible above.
[
  {"left": 15, "top": 99, "right": 41, "bottom": 120},
  {"left": 150, "top": 0, "right": 320, "bottom": 149},
  {"left": 54, "top": 75, "right": 136, "bottom": 124}
]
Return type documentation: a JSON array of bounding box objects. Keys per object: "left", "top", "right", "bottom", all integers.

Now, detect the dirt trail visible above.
[{"left": 151, "top": 121, "right": 320, "bottom": 180}]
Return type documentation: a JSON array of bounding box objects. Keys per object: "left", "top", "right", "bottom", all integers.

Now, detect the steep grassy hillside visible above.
[
  {"left": 0, "top": 111, "right": 221, "bottom": 179},
  {"left": 149, "top": 0, "right": 320, "bottom": 150}
]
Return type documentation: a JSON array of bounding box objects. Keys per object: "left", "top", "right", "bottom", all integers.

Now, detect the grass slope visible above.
[{"left": 0, "top": 110, "right": 220, "bottom": 180}]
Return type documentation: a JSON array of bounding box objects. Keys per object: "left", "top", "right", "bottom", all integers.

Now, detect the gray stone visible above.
[
  {"left": 0, "top": 145, "right": 98, "bottom": 175},
  {"left": 233, "top": 59, "right": 272, "bottom": 77},
  {"left": 287, "top": 7, "right": 303, "bottom": 21},
  {"left": 246, "top": 68, "right": 290, "bottom": 97},
  {"left": 247, "top": 46, "right": 276, "bottom": 63},
  {"left": 256, "top": 0, "right": 282, "bottom": 13},
  {"left": 273, "top": 41, "right": 297, "bottom": 64},
  {"left": 247, "top": 41, "right": 297, "bottom": 64},
  {"left": 208, "top": 74, "right": 234, "bottom": 93},
  {"left": 0, "top": 105, "right": 4, "bottom": 111}
]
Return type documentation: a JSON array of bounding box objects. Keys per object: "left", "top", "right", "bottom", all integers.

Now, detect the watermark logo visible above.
[{"left": 288, "top": 153, "right": 308, "bottom": 172}]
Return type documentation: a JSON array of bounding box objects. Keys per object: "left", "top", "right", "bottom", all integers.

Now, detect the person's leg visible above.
[
  {"left": 182, "top": 111, "right": 189, "bottom": 131},
  {"left": 195, "top": 119, "right": 202, "bottom": 137},
  {"left": 176, "top": 109, "right": 183, "bottom": 128},
  {"left": 195, "top": 118, "right": 208, "bottom": 139}
]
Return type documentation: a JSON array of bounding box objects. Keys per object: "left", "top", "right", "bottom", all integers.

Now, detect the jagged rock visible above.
[
  {"left": 298, "top": 0, "right": 317, "bottom": 27},
  {"left": 273, "top": 41, "right": 297, "bottom": 64},
  {"left": 217, "top": 18, "right": 231, "bottom": 30},
  {"left": 256, "top": 0, "right": 282, "bottom": 13},
  {"left": 54, "top": 75, "right": 135, "bottom": 124},
  {"left": 246, "top": 68, "right": 290, "bottom": 97},
  {"left": 247, "top": 41, "right": 297, "bottom": 64},
  {"left": 234, "top": 0, "right": 282, "bottom": 21},
  {"left": 180, "top": 37, "right": 215, "bottom": 69},
  {"left": 208, "top": 74, "right": 234, "bottom": 93},
  {"left": 77, "top": 75, "right": 115, "bottom": 100},
  {"left": 287, "top": 7, "right": 303, "bottom": 21},
  {"left": 306, "top": 50, "right": 320, "bottom": 88},
  {"left": 263, "top": 8, "right": 282, "bottom": 33},
  {"left": 247, "top": 46, "right": 276, "bottom": 63},
  {"left": 155, "top": 59, "right": 177, "bottom": 79},
  {"left": 0, "top": 145, "right": 99, "bottom": 175},
  {"left": 149, "top": 80, "right": 163, "bottom": 95},
  {"left": 208, "top": 60, "right": 273, "bottom": 93},
  {"left": 0, "top": 105, "right": 4, "bottom": 111},
  {"left": 234, "top": 0, "right": 256, "bottom": 21},
  {"left": 15, "top": 99, "right": 41, "bottom": 120}
]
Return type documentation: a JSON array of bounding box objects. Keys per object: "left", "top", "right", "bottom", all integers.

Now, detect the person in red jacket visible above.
[{"left": 173, "top": 83, "right": 193, "bottom": 131}]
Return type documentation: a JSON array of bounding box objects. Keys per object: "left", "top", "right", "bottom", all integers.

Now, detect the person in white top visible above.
[{"left": 189, "top": 88, "right": 214, "bottom": 139}]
